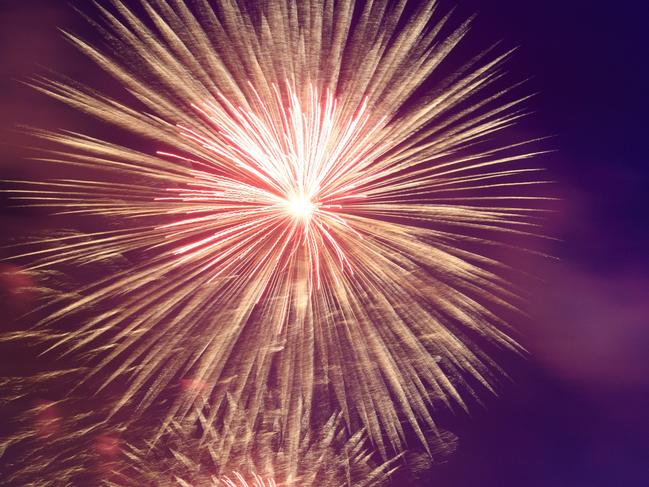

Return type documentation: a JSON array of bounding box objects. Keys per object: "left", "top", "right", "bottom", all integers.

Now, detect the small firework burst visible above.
[
  {"left": 0, "top": 370, "right": 397, "bottom": 486},
  {"left": 219, "top": 472, "right": 276, "bottom": 487},
  {"left": 110, "top": 411, "right": 397, "bottom": 487}
]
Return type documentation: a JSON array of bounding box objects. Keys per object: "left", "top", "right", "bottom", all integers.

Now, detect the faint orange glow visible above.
[
  {"left": 180, "top": 377, "right": 209, "bottom": 393},
  {"left": 0, "top": 264, "right": 34, "bottom": 316},
  {"left": 94, "top": 434, "right": 120, "bottom": 457},
  {"left": 33, "top": 400, "right": 62, "bottom": 438}
]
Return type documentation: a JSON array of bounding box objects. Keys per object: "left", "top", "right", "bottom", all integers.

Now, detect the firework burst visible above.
[{"left": 5, "top": 0, "right": 549, "bottom": 459}]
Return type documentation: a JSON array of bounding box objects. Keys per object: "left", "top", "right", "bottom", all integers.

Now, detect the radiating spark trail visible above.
[{"left": 4, "top": 0, "right": 550, "bottom": 461}]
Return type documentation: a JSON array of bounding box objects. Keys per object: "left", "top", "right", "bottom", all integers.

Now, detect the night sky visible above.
[{"left": 1, "top": 1, "right": 648, "bottom": 486}]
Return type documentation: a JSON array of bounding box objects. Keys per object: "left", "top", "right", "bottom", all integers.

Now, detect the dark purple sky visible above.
[
  {"left": 419, "top": 2, "right": 649, "bottom": 486},
  {"left": 1, "top": 1, "right": 648, "bottom": 486}
]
